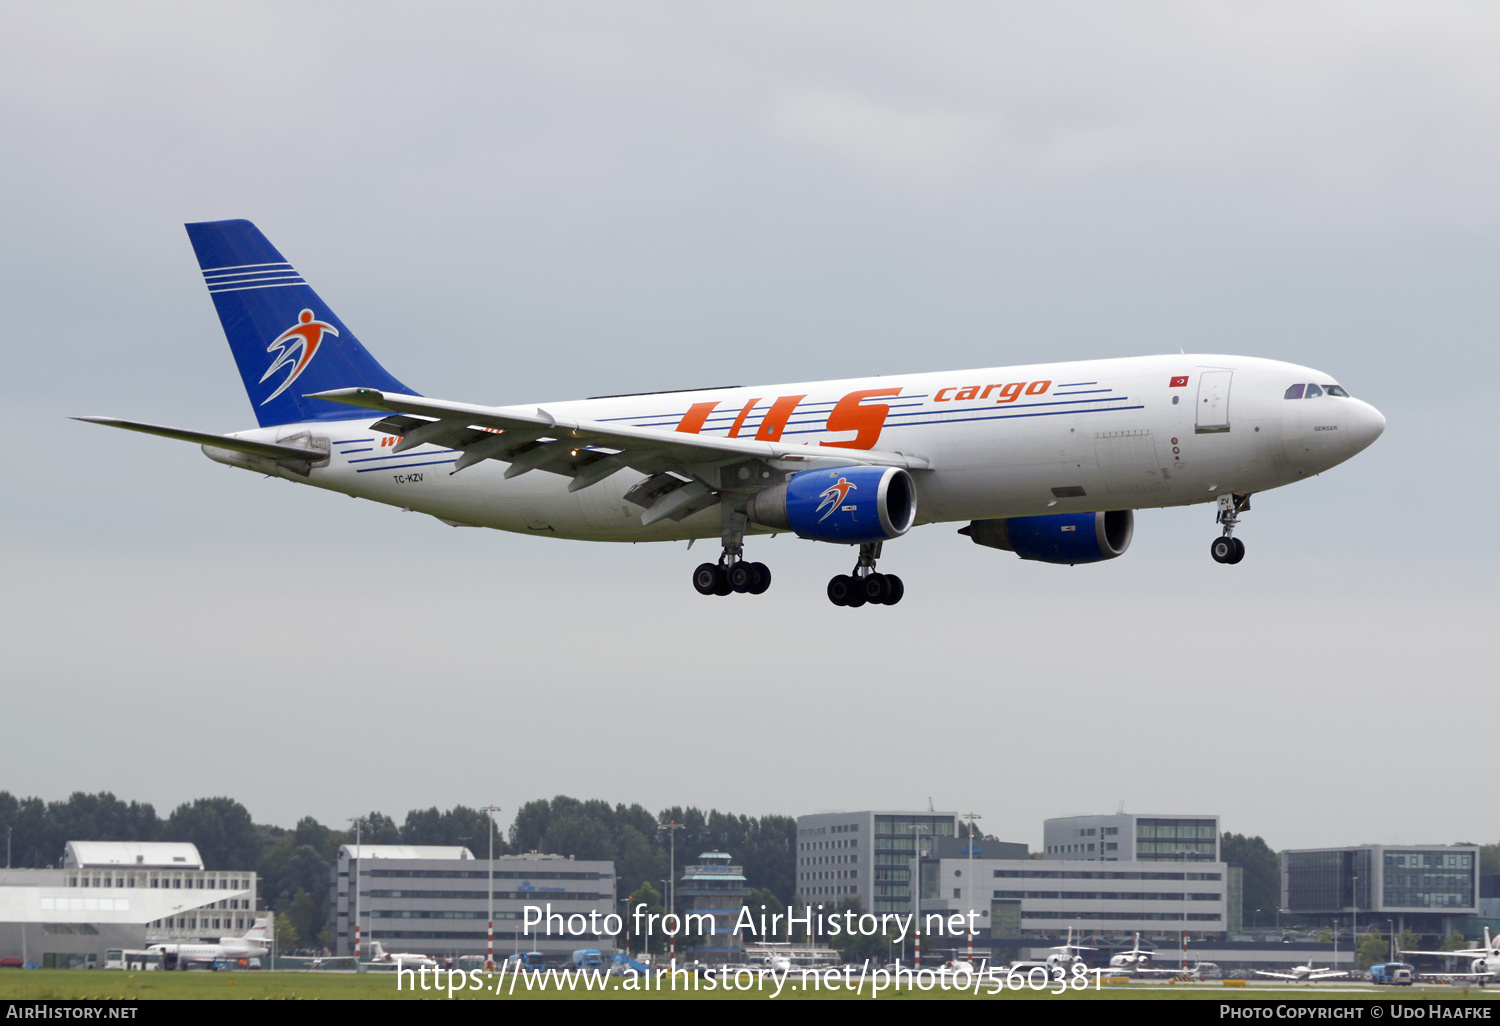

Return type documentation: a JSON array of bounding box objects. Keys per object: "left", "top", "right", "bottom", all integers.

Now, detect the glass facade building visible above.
[{"left": 1281, "top": 845, "right": 1478, "bottom": 935}]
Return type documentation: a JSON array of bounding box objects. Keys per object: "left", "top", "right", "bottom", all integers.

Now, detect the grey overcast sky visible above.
[{"left": 1, "top": 2, "right": 1495, "bottom": 852}]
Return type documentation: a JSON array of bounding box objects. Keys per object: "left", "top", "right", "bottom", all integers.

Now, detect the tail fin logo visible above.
[
  {"left": 260, "top": 310, "right": 338, "bottom": 405},
  {"left": 816, "top": 477, "right": 856, "bottom": 521}
]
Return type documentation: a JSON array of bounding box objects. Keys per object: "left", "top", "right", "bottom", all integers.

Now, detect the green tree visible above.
[
  {"left": 359, "top": 812, "right": 400, "bottom": 845},
  {"left": 627, "top": 881, "right": 665, "bottom": 956},
  {"left": 1221, "top": 833, "right": 1280, "bottom": 926},
  {"left": 403, "top": 804, "right": 502, "bottom": 851},
  {"left": 543, "top": 808, "right": 614, "bottom": 861},
  {"left": 163, "top": 797, "right": 257, "bottom": 870},
  {"left": 1482, "top": 843, "right": 1500, "bottom": 878},
  {"left": 1356, "top": 929, "right": 1387, "bottom": 969},
  {"left": 817, "top": 897, "right": 892, "bottom": 962},
  {"left": 1440, "top": 930, "right": 1467, "bottom": 951},
  {"left": 273, "top": 911, "right": 299, "bottom": 952}
]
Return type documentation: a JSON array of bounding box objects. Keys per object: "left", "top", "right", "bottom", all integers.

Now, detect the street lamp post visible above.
[
  {"left": 962, "top": 812, "right": 981, "bottom": 965},
  {"left": 482, "top": 805, "right": 502, "bottom": 970},
  {"left": 909, "top": 823, "right": 930, "bottom": 969},
  {"left": 660, "top": 821, "right": 684, "bottom": 964},
  {"left": 1351, "top": 874, "right": 1358, "bottom": 955}
]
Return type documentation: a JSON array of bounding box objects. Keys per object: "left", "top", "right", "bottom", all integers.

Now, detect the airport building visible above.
[
  {"left": 797, "top": 810, "right": 1234, "bottom": 945},
  {"left": 1043, "top": 813, "right": 1220, "bottom": 862},
  {"left": 330, "top": 845, "right": 617, "bottom": 961},
  {"left": 925, "top": 854, "right": 1233, "bottom": 942},
  {"left": 1281, "top": 844, "right": 1480, "bottom": 936},
  {"left": 63, "top": 841, "right": 261, "bottom": 942},
  {"left": 0, "top": 842, "right": 261, "bottom": 968},
  {"left": 677, "top": 851, "right": 750, "bottom": 964},
  {"left": 795, "top": 809, "right": 961, "bottom": 913}
]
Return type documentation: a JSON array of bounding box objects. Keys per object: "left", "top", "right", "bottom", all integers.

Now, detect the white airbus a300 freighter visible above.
[{"left": 81, "top": 220, "right": 1385, "bottom": 606}]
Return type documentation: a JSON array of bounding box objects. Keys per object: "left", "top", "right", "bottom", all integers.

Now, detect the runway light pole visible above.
[{"left": 482, "top": 805, "right": 501, "bottom": 971}]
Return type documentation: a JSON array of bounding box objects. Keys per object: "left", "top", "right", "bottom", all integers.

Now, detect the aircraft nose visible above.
[{"left": 1347, "top": 399, "right": 1386, "bottom": 453}]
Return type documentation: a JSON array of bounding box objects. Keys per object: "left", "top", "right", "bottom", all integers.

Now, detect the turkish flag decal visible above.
[{"left": 1169, "top": 376, "right": 1189, "bottom": 388}]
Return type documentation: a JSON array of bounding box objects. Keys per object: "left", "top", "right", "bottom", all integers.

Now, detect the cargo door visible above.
[
  {"left": 1094, "top": 429, "right": 1167, "bottom": 497},
  {"left": 1195, "top": 370, "right": 1233, "bottom": 433}
]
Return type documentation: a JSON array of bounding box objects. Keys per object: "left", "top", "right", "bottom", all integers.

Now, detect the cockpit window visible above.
[
  {"left": 1284, "top": 383, "right": 1306, "bottom": 400},
  {"left": 1304, "top": 383, "right": 1324, "bottom": 398},
  {"left": 1323, "top": 384, "right": 1349, "bottom": 397}
]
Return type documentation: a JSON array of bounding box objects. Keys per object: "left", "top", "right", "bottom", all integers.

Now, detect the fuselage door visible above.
[{"left": 1195, "top": 370, "right": 1233, "bottom": 433}]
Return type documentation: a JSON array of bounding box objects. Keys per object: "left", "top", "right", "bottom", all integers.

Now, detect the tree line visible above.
[
  {"left": 0, "top": 792, "right": 795, "bottom": 950},
  {"left": 6, "top": 791, "right": 1468, "bottom": 953}
]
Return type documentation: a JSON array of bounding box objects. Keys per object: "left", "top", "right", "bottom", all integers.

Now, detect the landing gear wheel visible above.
[
  {"left": 845, "top": 587, "right": 867, "bottom": 608},
  {"left": 862, "top": 573, "right": 890, "bottom": 604},
  {"left": 728, "top": 563, "right": 754, "bottom": 593},
  {"left": 827, "top": 575, "right": 853, "bottom": 606},
  {"left": 747, "top": 562, "right": 771, "bottom": 595},
  {"left": 1228, "top": 537, "right": 1245, "bottom": 564},
  {"left": 712, "top": 567, "right": 733, "bottom": 596},
  {"left": 693, "top": 563, "right": 720, "bottom": 595},
  {"left": 884, "top": 574, "right": 905, "bottom": 605},
  {"left": 1210, "top": 537, "right": 1235, "bottom": 564}
]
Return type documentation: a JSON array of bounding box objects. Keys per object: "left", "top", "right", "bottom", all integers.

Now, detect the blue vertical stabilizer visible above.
[{"left": 185, "top": 219, "right": 417, "bottom": 427}]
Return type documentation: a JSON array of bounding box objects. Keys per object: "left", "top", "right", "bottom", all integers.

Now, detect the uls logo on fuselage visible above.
[{"left": 260, "top": 309, "right": 337, "bottom": 404}]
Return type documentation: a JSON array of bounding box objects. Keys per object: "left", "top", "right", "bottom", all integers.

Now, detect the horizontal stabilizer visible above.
[{"left": 74, "top": 417, "right": 329, "bottom": 462}]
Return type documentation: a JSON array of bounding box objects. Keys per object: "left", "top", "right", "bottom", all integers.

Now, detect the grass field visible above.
[
  {"left": 0, "top": 972, "right": 1494, "bottom": 1002},
  {"left": 2, "top": 969, "right": 1498, "bottom": 1002}
]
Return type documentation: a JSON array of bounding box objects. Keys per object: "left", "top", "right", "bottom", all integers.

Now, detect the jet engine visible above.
[
  {"left": 749, "top": 466, "right": 916, "bottom": 544},
  {"left": 961, "top": 510, "right": 1133, "bottom": 564}
]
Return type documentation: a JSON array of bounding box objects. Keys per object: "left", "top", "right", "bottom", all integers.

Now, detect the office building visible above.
[
  {"left": 330, "top": 845, "right": 617, "bottom": 961},
  {"left": 1281, "top": 844, "right": 1479, "bottom": 936}
]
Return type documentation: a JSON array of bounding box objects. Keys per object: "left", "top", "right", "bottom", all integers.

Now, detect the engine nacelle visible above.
[
  {"left": 962, "top": 510, "right": 1133, "bottom": 564},
  {"left": 749, "top": 466, "right": 916, "bottom": 543}
]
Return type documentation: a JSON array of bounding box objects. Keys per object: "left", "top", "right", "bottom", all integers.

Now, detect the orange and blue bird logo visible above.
[
  {"left": 816, "top": 477, "right": 856, "bottom": 521},
  {"left": 260, "top": 309, "right": 337, "bottom": 405}
]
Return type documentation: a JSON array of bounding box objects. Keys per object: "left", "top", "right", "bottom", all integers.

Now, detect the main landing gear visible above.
[
  {"left": 692, "top": 501, "right": 772, "bottom": 596},
  {"left": 693, "top": 558, "right": 771, "bottom": 596},
  {"left": 1210, "top": 492, "right": 1250, "bottom": 565},
  {"left": 827, "top": 541, "right": 904, "bottom": 607}
]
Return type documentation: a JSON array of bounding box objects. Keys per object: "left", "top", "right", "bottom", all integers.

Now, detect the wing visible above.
[
  {"left": 1254, "top": 971, "right": 1297, "bottom": 980},
  {"left": 1307, "top": 971, "right": 1347, "bottom": 980},
  {"left": 308, "top": 388, "right": 933, "bottom": 525},
  {"left": 1418, "top": 972, "right": 1495, "bottom": 980},
  {"left": 1401, "top": 949, "right": 1488, "bottom": 958}
]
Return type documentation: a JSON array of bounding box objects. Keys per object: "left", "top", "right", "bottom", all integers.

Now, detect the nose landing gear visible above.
[
  {"left": 1210, "top": 493, "right": 1250, "bottom": 564},
  {"left": 827, "top": 541, "right": 905, "bottom": 607}
]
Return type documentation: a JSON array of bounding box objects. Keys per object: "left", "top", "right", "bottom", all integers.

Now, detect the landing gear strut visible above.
[
  {"left": 827, "top": 541, "right": 904, "bottom": 607},
  {"left": 1210, "top": 492, "right": 1250, "bottom": 565},
  {"left": 691, "top": 501, "right": 771, "bottom": 596}
]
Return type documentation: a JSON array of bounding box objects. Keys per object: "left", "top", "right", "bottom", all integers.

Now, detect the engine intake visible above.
[
  {"left": 962, "top": 510, "right": 1133, "bottom": 564},
  {"left": 750, "top": 466, "right": 916, "bottom": 543}
]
